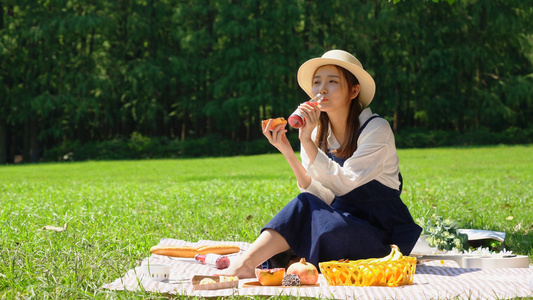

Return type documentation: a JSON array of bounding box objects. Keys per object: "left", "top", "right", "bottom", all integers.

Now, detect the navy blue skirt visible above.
[{"left": 261, "top": 180, "right": 422, "bottom": 269}]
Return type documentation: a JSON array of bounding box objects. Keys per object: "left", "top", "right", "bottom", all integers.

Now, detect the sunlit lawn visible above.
[{"left": 0, "top": 144, "right": 531, "bottom": 298}]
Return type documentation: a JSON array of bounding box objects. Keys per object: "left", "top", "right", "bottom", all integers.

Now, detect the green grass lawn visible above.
[{"left": 1, "top": 145, "right": 532, "bottom": 299}]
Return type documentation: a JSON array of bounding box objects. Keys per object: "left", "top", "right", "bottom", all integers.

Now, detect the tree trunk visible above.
[
  {"left": 0, "top": 122, "right": 6, "bottom": 164},
  {"left": 393, "top": 84, "right": 400, "bottom": 133},
  {"left": 393, "top": 110, "right": 399, "bottom": 133},
  {"left": 29, "top": 120, "right": 40, "bottom": 162},
  {"left": 23, "top": 120, "right": 30, "bottom": 161},
  {"left": 23, "top": 118, "right": 40, "bottom": 163},
  {"left": 181, "top": 106, "right": 187, "bottom": 141}
]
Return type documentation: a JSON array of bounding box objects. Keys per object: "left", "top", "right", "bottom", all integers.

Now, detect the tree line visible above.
[{"left": 1, "top": 0, "right": 532, "bottom": 163}]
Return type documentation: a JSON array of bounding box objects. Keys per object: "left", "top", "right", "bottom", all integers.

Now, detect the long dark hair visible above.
[{"left": 315, "top": 66, "right": 363, "bottom": 159}]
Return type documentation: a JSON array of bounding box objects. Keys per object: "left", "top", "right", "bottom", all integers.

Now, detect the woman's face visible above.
[{"left": 311, "top": 65, "right": 359, "bottom": 113}]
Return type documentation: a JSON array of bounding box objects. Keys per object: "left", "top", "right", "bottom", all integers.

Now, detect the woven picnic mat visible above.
[{"left": 102, "top": 238, "right": 533, "bottom": 299}]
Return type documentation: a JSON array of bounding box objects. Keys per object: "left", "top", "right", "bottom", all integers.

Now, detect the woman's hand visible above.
[
  {"left": 298, "top": 102, "right": 321, "bottom": 141},
  {"left": 262, "top": 119, "right": 292, "bottom": 154},
  {"left": 262, "top": 117, "right": 313, "bottom": 190}
]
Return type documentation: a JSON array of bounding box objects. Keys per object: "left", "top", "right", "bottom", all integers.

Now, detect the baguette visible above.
[
  {"left": 150, "top": 244, "right": 241, "bottom": 258},
  {"left": 150, "top": 245, "right": 198, "bottom": 258},
  {"left": 197, "top": 245, "right": 241, "bottom": 255}
]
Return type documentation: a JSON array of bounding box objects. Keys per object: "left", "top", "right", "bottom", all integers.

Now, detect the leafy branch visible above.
[
  {"left": 418, "top": 215, "right": 469, "bottom": 251},
  {"left": 390, "top": 0, "right": 456, "bottom": 5}
]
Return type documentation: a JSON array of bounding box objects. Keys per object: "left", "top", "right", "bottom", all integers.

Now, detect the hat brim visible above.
[{"left": 297, "top": 57, "right": 376, "bottom": 107}]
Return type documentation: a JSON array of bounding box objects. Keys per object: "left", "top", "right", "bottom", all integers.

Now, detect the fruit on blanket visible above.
[
  {"left": 359, "top": 244, "right": 403, "bottom": 264},
  {"left": 286, "top": 258, "right": 319, "bottom": 285},
  {"left": 262, "top": 117, "right": 287, "bottom": 131},
  {"left": 150, "top": 244, "right": 240, "bottom": 258},
  {"left": 255, "top": 268, "right": 285, "bottom": 286}
]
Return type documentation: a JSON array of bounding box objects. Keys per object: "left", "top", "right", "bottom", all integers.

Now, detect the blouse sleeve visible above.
[
  {"left": 299, "top": 139, "right": 336, "bottom": 205},
  {"left": 305, "top": 117, "right": 399, "bottom": 196}
]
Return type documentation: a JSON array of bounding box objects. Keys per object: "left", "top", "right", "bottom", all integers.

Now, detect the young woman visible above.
[{"left": 219, "top": 50, "right": 421, "bottom": 279}]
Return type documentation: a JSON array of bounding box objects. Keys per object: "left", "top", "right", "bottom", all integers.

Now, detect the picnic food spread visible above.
[
  {"left": 148, "top": 242, "right": 418, "bottom": 289},
  {"left": 106, "top": 238, "right": 533, "bottom": 299},
  {"left": 253, "top": 257, "right": 319, "bottom": 287},
  {"left": 150, "top": 244, "right": 240, "bottom": 258}
]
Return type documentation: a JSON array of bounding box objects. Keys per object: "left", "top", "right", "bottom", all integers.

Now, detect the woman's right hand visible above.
[
  {"left": 297, "top": 102, "right": 320, "bottom": 142},
  {"left": 262, "top": 119, "right": 293, "bottom": 154}
]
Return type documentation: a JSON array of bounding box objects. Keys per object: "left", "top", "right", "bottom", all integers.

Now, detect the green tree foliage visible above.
[
  {"left": 391, "top": 0, "right": 456, "bottom": 5},
  {"left": 1, "top": 0, "right": 532, "bottom": 162}
]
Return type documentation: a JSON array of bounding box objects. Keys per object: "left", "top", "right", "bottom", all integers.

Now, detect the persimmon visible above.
[
  {"left": 262, "top": 117, "right": 287, "bottom": 131},
  {"left": 255, "top": 268, "right": 285, "bottom": 286}
]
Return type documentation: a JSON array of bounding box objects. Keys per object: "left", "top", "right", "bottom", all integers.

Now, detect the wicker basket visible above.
[{"left": 319, "top": 256, "right": 417, "bottom": 287}]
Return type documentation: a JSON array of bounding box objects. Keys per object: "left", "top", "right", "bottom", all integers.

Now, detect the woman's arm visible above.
[
  {"left": 291, "top": 101, "right": 322, "bottom": 188},
  {"left": 300, "top": 144, "right": 336, "bottom": 204},
  {"left": 283, "top": 150, "right": 312, "bottom": 190},
  {"left": 293, "top": 102, "right": 336, "bottom": 204}
]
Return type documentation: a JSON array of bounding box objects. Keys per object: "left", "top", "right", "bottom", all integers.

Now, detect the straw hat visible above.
[{"left": 297, "top": 50, "right": 376, "bottom": 107}]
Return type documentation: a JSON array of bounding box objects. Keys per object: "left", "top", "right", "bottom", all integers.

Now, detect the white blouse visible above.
[{"left": 299, "top": 108, "right": 401, "bottom": 205}]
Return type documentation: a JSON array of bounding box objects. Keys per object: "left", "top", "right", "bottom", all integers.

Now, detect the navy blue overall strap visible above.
[
  {"left": 358, "top": 115, "right": 383, "bottom": 135},
  {"left": 326, "top": 115, "right": 384, "bottom": 166}
]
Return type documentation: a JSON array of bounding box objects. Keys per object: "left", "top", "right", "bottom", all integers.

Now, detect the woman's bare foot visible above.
[
  {"left": 215, "top": 229, "right": 290, "bottom": 279},
  {"left": 214, "top": 255, "right": 257, "bottom": 279}
]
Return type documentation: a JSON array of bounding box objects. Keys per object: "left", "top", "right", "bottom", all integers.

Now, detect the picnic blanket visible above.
[{"left": 103, "top": 238, "right": 533, "bottom": 299}]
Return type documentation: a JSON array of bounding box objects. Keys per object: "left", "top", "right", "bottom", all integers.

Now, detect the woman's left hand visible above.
[
  {"left": 262, "top": 119, "right": 292, "bottom": 155},
  {"left": 298, "top": 102, "right": 321, "bottom": 141}
]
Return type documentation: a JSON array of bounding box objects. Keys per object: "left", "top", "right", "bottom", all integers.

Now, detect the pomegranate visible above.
[
  {"left": 286, "top": 258, "right": 319, "bottom": 285},
  {"left": 255, "top": 268, "right": 285, "bottom": 286}
]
